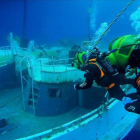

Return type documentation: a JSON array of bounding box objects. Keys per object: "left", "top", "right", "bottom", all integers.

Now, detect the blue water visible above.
[
  {"left": 0, "top": 0, "right": 140, "bottom": 139},
  {"left": 0, "top": 0, "right": 139, "bottom": 46}
]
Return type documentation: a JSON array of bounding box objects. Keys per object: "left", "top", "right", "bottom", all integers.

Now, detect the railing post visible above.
[
  {"left": 104, "top": 91, "right": 109, "bottom": 103},
  {"left": 31, "top": 59, "right": 43, "bottom": 115},
  {"left": 31, "top": 64, "right": 35, "bottom": 115},
  {"left": 40, "top": 59, "right": 42, "bottom": 71},
  {"left": 52, "top": 56, "right": 55, "bottom": 72},
  {"left": 65, "top": 58, "right": 67, "bottom": 71},
  {"left": 20, "top": 56, "right": 28, "bottom": 110}
]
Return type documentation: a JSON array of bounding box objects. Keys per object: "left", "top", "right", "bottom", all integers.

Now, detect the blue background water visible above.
[
  {"left": 0, "top": 0, "right": 139, "bottom": 47},
  {"left": 0, "top": 0, "right": 140, "bottom": 139}
]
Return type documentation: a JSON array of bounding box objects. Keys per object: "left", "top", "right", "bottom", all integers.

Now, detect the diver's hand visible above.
[
  {"left": 122, "top": 97, "right": 138, "bottom": 105},
  {"left": 74, "top": 82, "right": 87, "bottom": 90},
  {"left": 74, "top": 83, "right": 79, "bottom": 90},
  {"left": 79, "top": 82, "right": 87, "bottom": 88},
  {"left": 122, "top": 97, "right": 133, "bottom": 105},
  {"left": 122, "top": 97, "right": 139, "bottom": 113}
]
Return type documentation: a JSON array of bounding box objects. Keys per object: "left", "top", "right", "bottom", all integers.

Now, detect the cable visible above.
[{"left": 0, "top": 88, "right": 30, "bottom": 109}]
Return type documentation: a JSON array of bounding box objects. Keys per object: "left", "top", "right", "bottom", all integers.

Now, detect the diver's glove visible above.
[
  {"left": 74, "top": 83, "right": 79, "bottom": 90},
  {"left": 74, "top": 82, "right": 87, "bottom": 90},
  {"left": 122, "top": 97, "right": 134, "bottom": 105},
  {"left": 135, "top": 73, "right": 140, "bottom": 87},
  {"left": 122, "top": 97, "right": 138, "bottom": 113}
]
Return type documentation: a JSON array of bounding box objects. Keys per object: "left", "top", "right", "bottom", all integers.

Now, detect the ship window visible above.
[{"left": 48, "top": 88, "right": 61, "bottom": 98}]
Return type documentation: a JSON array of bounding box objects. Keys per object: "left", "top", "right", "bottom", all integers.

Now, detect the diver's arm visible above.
[
  {"left": 123, "top": 95, "right": 140, "bottom": 115},
  {"left": 75, "top": 76, "right": 93, "bottom": 90},
  {"left": 75, "top": 72, "right": 93, "bottom": 90},
  {"left": 74, "top": 64, "right": 99, "bottom": 90}
]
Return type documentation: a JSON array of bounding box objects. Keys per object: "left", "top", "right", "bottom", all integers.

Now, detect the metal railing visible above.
[
  {"left": 0, "top": 46, "right": 12, "bottom": 65},
  {"left": 14, "top": 47, "right": 32, "bottom": 57},
  {"left": 19, "top": 55, "right": 33, "bottom": 111},
  {"left": 29, "top": 57, "right": 75, "bottom": 75},
  {"left": 16, "top": 46, "right": 75, "bottom": 115},
  {"left": 30, "top": 57, "right": 75, "bottom": 115}
]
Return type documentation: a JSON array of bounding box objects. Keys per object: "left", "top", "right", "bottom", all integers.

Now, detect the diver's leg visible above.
[
  {"left": 123, "top": 97, "right": 140, "bottom": 114},
  {"left": 136, "top": 87, "right": 140, "bottom": 96},
  {"left": 108, "top": 85, "right": 126, "bottom": 101},
  {"left": 126, "top": 92, "right": 138, "bottom": 100},
  {"left": 123, "top": 92, "right": 140, "bottom": 114},
  {"left": 108, "top": 85, "right": 140, "bottom": 114}
]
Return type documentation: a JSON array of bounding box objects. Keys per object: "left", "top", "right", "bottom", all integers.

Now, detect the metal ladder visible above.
[
  {"left": 27, "top": 78, "right": 40, "bottom": 115},
  {"left": 20, "top": 56, "right": 40, "bottom": 115}
]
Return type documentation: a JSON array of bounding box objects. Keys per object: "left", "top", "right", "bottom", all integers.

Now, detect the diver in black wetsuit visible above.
[{"left": 73, "top": 48, "right": 140, "bottom": 114}]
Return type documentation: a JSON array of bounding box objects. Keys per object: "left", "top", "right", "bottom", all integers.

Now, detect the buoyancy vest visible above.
[{"left": 88, "top": 56, "right": 118, "bottom": 89}]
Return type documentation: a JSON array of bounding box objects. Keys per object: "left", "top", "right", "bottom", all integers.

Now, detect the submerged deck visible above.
[
  {"left": 1, "top": 85, "right": 139, "bottom": 140},
  {"left": 0, "top": 86, "right": 92, "bottom": 140},
  {"left": 0, "top": 40, "right": 139, "bottom": 139}
]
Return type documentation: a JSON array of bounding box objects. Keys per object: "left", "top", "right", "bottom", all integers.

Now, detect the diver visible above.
[{"left": 73, "top": 48, "right": 140, "bottom": 115}]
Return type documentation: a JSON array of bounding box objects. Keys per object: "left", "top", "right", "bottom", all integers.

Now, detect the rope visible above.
[
  {"left": 0, "top": 94, "right": 22, "bottom": 109},
  {"left": 88, "top": 0, "right": 135, "bottom": 57},
  {"left": 0, "top": 88, "right": 30, "bottom": 109}
]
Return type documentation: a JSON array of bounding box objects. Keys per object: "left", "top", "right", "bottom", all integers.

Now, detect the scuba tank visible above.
[
  {"left": 88, "top": 47, "right": 118, "bottom": 76},
  {"left": 87, "top": 47, "right": 118, "bottom": 88}
]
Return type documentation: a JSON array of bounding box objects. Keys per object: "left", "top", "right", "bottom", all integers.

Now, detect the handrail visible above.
[
  {"left": 19, "top": 55, "right": 32, "bottom": 110},
  {"left": 31, "top": 60, "right": 36, "bottom": 115},
  {"left": 14, "top": 47, "right": 32, "bottom": 57},
  {"left": 30, "top": 57, "right": 75, "bottom": 74},
  {"left": 0, "top": 46, "right": 12, "bottom": 64},
  {"left": 0, "top": 61, "right": 10, "bottom": 65}
]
